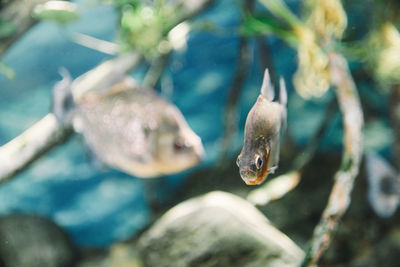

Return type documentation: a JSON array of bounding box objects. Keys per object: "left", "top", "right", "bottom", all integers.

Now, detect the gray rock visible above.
[
  {"left": 137, "top": 191, "right": 304, "bottom": 267},
  {"left": 0, "top": 214, "right": 77, "bottom": 267},
  {"left": 77, "top": 244, "right": 142, "bottom": 267}
]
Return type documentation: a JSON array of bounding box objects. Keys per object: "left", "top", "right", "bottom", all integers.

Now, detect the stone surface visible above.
[
  {"left": 77, "top": 244, "right": 142, "bottom": 267},
  {"left": 137, "top": 191, "right": 304, "bottom": 267},
  {"left": 0, "top": 214, "right": 77, "bottom": 267}
]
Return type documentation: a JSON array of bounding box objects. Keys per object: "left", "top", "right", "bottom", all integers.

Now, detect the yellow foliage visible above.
[
  {"left": 306, "top": 0, "right": 347, "bottom": 40},
  {"left": 293, "top": 26, "right": 330, "bottom": 98},
  {"left": 367, "top": 22, "right": 400, "bottom": 90}
]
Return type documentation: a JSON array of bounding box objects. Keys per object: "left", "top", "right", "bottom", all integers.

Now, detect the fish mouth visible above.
[
  {"left": 239, "top": 168, "right": 270, "bottom": 185},
  {"left": 244, "top": 176, "right": 267, "bottom": 186},
  {"left": 240, "top": 169, "right": 264, "bottom": 185},
  {"left": 194, "top": 143, "right": 205, "bottom": 161}
]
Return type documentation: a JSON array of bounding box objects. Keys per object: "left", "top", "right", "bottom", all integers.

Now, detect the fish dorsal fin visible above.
[
  {"left": 53, "top": 67, "right": 74, "bottom": 123},
  {"left": 58, "top": 67, "right": 72, "bottom": 84},
  {"left": 260, "top": 68, "right": 274, "bottom": 101},
  {"left": 279, "top": 76, "right": 287, "bottom": 106}
]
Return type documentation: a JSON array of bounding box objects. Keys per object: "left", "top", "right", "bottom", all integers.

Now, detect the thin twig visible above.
[
  {"left": 292, "top": 99, "right": 337, "bottom": 172},
  {"left": 218, "top": 36, "right": 251, "bottom": 163},
  {"left": 218, "top": 0, "right": 254, "bottom": 163},
  {"left": 143, "top": 52, "right": 171, "bottom": 89},
  {"left": 71, "top": 52, "right": 142, "bottom": 99},
  {"left": 301, "top": 52, "right": 363, "bottom": 266},
  {"left": 256, "top": 37, "right": 276, "bottom": 84},
  {"left": 67, "top": 31, "right": 120, "bottom": 56}
]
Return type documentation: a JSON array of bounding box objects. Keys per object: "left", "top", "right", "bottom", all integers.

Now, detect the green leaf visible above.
[
  {"left": 241, "top": 14, "right": 298, "bottom": 46},
  {"left": 33, "top": 1, "right": 79, "bottom": 24},
  {"left": 258, "top": 0, "right": 302, "bottom": 28}
]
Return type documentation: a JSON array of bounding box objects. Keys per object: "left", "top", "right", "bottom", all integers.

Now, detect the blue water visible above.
[{"left": 0, "top": 0, "right": 336, "bottom": 247}]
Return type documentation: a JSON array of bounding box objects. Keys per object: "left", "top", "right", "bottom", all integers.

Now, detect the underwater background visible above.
[{"left": 1, "top": 0, "right": 398, "bottom": 265}]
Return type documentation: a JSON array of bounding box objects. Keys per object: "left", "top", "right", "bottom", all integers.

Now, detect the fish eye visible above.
[
  {"left": 173, "top": 140, "right": 185, "bottom": 152},
  {"left": 255, "top": 155, "right": 263, "bottom": 169}
]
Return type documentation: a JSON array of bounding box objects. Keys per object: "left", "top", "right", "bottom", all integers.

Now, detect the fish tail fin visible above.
[
  {"left": 279, "top": 76, "right": 287, "bottom": 106},
  {"left": 260, "top": 68, "right": 275, "bottom": 101},
  {"left": 52, "top": 67, "right": 74, "bottom": 123},
  {"left": 279, "top": 76, "right": 287, "bottom": 132}
]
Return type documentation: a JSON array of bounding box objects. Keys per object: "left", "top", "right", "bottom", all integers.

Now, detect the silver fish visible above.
[
  {"left": 236, "top": 69, "right": 287, "bottom": 185},
  {"left": 53, "top": 71, "right": 204, "bottom": 178},
  {"left": 366, "top": 153, "right": 400, "bottom": 218}
]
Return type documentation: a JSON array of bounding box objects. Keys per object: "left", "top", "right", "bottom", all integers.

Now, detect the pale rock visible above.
[{"left": 137, "top": 191, "right": 304, "bottom": 267}]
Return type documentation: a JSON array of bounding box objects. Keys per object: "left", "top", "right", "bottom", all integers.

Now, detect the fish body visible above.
[
  {"left": 236, "top": 69, "right": 287, "bottom": 185},
  {"left": 53, "top": 73, "right": 204, "bottom": 178},
  {"left": 366, "top": 153, "right": 400, "bottom": 218}
]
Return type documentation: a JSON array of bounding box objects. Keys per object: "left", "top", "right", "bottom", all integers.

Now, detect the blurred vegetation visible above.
[{"left": 110, "top": 0, "right": 174, "bottom": 56}]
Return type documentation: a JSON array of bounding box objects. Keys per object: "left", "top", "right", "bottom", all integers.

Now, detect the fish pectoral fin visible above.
[
  {"left": 80, "top": 137, "right": 109, "bottom": 172},
  {"left": 268, "top": 166, "right": 277, "bottom": 174}
]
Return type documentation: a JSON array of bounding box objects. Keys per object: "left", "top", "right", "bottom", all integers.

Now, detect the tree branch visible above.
[
  {"left": 143, "top": 52, "right": 171, "bottom": 89},
  {"left": 301, "top": 52, "right": 364, "bottom": 266},
  {"left": 0, "top": 114, "right": 72, "bottom": 184}
]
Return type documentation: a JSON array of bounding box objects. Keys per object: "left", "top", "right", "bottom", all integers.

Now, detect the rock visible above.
[
  {"left": 77, "top": 244, "right": 142, "bottom": 267},
  {"left": 0, "top": 214, "right": 77, "bottom": 267},
  {"left": 137, "top": 191, "right": 304, "bottom": 267}
]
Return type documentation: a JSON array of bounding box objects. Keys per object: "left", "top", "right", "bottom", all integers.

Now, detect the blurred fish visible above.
[
  {"left": 236, "top": 69, "right": 287, "bottom": 185},
  {"left": 53, "top": 70, "right": 204, "bottom": 178},
  {"left": 366, "top": 153, "right": 400, "bottom": 218}
]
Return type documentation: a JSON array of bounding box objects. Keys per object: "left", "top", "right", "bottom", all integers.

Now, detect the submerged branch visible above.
[
  {"left": 71, "top": 52, "right": 142, "bottom": 99},
  {"left": 257, "top": 37, "right": 276, "bottom": 84},
  {"left": 0, "top": 0, "right": 214, "bottom": 184},
  {"left": 302, "top": 52, "right": 363, "bottom": 266},
  {"left": 0, "top": 115, "right": 73, "bottom": 184},
  {"left": 67, "top": 31, "right": 120, "bottom": 56},
  {"left": 143, "top": 52, "right": 171, "bottom": 89},
  {"left": 218, "top": 0, "right": 254, "bottom": 163},
  {"left": 218, "top": 36, "right": 251, "bottom": 163}
]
